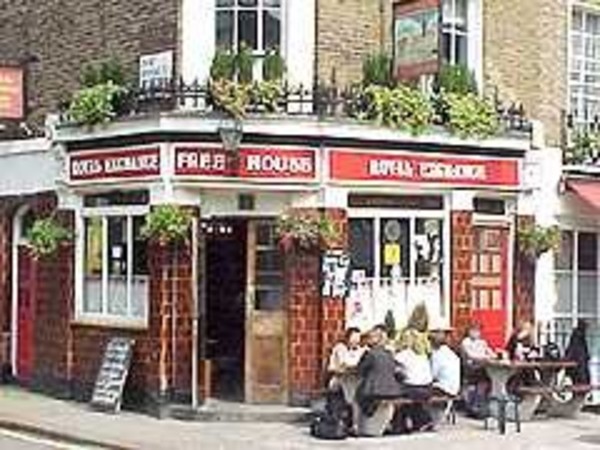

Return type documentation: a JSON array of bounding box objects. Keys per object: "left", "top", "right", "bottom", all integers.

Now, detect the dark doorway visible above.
[{"left": 204, "top": 219, "right": 247, "bottom": 401}]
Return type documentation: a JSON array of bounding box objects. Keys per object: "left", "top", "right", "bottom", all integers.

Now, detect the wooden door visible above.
[
  {"left": 17, "top": 246, "right": 35, "bottom": 382},
  {"left": 245, "top": 220, "right": 288, "bottom": 404},
  {"left": 470, "top": 226, "right": 509, "bottom": 349}
]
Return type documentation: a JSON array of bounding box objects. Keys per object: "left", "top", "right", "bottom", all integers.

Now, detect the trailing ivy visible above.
[
  {"left": 362, "top": 85, "right": 433, "bottom": 135},
  {"left": 142, "top": 205, "right": 192, "bottom": 245},
  {"left": 276, "top": 210, "right": 339, "bottom": 252},
  {"left": 444, "top": 93, "right": 498, "bottom": 139},
  {"left": 26, "top": 217, "right": 72, "bottom": 259},
  {"left": 68, "top": 81, "right": 128, "bottom": 126}
]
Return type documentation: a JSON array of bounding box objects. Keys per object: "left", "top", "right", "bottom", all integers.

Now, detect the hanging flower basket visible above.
[
  {"left": 276, "top": 210, "right": 340, "bottom": 253},
  {"left": 518, "top": 224, "right": 561, "bottom": 259},
  {"left": 141, "top": 204, "right": 192, "bottom": 245},
  {"left": 26, "top": 217, "right": 72, "bottom": 259}
]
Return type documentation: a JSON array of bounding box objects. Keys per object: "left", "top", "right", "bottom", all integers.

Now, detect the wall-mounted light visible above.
[{"left": 218, "top": 116, "right": 243, "bottom": 153}]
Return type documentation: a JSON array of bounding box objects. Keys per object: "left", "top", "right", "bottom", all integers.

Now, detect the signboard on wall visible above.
[
  {"left": 394, "top": 0, "right": 440, "bottom": 82},
  {"left": 69, "top": 147, "right": 161, "bottom": 181},
  {"left": 0, "top": 66, "right": 24, "bottom": 120},
  {"left": 321, "top": 250, "right": 350, "bottom": 298},
  {"left": 175, "top": 146, "right": 317, "bottom": 181},
  {"left": 139, "top": 51, "right": 173, "bottom": 89},
  {"left": 329, "top": 150, "right": 520, "bottom": 187}
]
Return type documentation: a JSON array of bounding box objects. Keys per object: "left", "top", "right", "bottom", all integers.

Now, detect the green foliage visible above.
[
  {"left": 362, "top": 53, "right": 393, "bottom": 87},
  {"left": 236, "top": 43, "right": 254, "bottom": 84},
  {"left": 210, "top": 79, "right": 250, "bottom": 119},
  {"left": 565, "top": 131, "right": 600, "bottom": 164},
  {"left": 26, "top": 217, "right": 71, "bottom": 259},
  {"left": 80, "top": 58, "right": 126, "bottom": 87},
  {"left": 210, "top": 50, "right": 237, "bottom": 81},
  {"left": 263, "top": 50, "right": 286, "bottom": 81},
  {"left": 276, "top": 210, "right": 340, "bottom": 252},
  {"left": 518, "top": 224, "right": 561, "bottom": 259},
  {"left": 362, "top": 85, "right": 433, "bottom": 135},
  {"left": 436, "top": 64, "right": 477, "bottom": 95},
  {"left": 249, "top": 80, "right": 283, "bottom": 113},
  {"left": 444, "top": 93, "right": 498, "bottom": 139},
  {"left": 142, "top": 205, "right": 192, "bottom": 244},
  {"left": 68, "top": 81, "right": 127, "bottom": 126}
]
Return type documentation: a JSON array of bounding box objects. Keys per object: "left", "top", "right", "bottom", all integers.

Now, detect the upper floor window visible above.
[
  {"left": 570, "top": 9, "right": 600, "bottom": 125},
  {"left": 216, "top": 0, "right": 282, "bottom": 53},
  {"left": 442, "top": 0, "right": 468, "bottom": 66}
]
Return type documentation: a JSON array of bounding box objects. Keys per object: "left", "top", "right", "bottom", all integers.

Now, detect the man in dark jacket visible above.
[
  {"left": 565, "top": 320, "right": 591, "bottom": 384},
  {"left": 355, "top": 325, "right": 402, "bottom": 435}
]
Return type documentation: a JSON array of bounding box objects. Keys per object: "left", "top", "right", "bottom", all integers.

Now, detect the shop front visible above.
[{"left": 4, "top": 119, "right": 532, "bottom": 410}]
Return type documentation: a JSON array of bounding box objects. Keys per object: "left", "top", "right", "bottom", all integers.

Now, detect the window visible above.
[
  {"left": 216, "top": 0, "right": 282, "bottom": 53},
  {"left": 570, "top": 9, "right": 600, "bottom": 125},
  {"left": 553, "top": 229, "right": 599, "bottom": 318},
  {"left": 80, "top": 210, "right": 149, "bottom": 324},
  {"left": 441, "top": 0, "right": 468, "bottom": 66},
  {"left": 346, "top": 211, "right": 447, "bottom": 330},
  {"left": 254, "top": 222, "right": 283, "bottom": 310}
]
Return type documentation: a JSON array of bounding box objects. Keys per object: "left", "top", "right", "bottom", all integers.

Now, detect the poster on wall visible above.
[
  {"left": 0, "top": 66, "right": 24, "bottom": 120},
  {"left": 393, "top": 0, "right": 440, "bottom": 82},
  {"left": 321, "top": 250, "right": 350, "bottom": 299}
]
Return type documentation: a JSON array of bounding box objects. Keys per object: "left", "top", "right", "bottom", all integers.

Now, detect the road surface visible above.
[{"left": 0, "top": 428, "right": 101, "bottom": 449}]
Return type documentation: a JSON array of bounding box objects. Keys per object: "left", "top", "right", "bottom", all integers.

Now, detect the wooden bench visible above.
[
  {"left": 389, "top": 395, "right": 458, "bottom": 425},
  {"left": 516, "top": 384, "right": 597, "bottom": 418}
]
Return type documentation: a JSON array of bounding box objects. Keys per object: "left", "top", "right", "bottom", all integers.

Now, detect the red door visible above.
[
  {"left": 470, "top": 227, "right": 509, "bottom": 350},
  {"left": 16, "top": 246, "right": 35, "bottom": 382}
]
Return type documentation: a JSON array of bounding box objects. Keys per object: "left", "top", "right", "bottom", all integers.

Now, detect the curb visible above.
[{"left": 0, "top": 418, "right": 138, "bottom": 450}]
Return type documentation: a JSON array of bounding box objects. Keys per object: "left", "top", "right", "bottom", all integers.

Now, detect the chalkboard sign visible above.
[{"left": 90, "top": 337, "right": 135, "bottom": 413}]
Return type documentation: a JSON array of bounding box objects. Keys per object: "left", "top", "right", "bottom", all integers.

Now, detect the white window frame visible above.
[
  {"left": 347, "top": 200, "right": 451, "bottom": 326},
  {"left": 75, "top": 205, "right": 150, "bottom": 328},
  {"left": 569, "top": 5, "right": 600, "bottom": 127},
  {"left": 215, "top": 0, "right": 286, "bottom": 80},
  {"left": 442, "top": 0, "right": 469, "bottom": 66}
]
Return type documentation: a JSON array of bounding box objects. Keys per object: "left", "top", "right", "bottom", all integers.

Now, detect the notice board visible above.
[{"left": 90, "top": 337, "right": 135, "bottom": 413}]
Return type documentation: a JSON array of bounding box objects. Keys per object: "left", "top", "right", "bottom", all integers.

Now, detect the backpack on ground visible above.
[{"left": 310, "top": 411, "right": 348, "bottom": 440}]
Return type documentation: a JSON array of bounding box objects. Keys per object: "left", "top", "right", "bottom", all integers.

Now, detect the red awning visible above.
[{"left": 567, "top": 179, "right": 600, "bottom": 210}]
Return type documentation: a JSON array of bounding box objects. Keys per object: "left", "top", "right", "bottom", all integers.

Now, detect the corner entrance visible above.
[{"left": 202, "top": 218, "right": 288, "bottom": 404}]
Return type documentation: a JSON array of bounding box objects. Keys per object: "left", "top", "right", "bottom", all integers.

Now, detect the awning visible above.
[{"left": 567, "top": 179, "right": 600, "bottom": 210}]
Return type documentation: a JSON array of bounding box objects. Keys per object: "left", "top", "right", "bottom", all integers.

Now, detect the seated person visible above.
[
  {"left": 565, "top": 320, "right": 591, "bottom": 384},
  {"left": 430, "top": 328, "right": 461, "bottom": 397},
  {"left": 393, "top": 328, "right": 434, "bottom": 433},
  {"left": 460, "top": 322, "right": 495, "bottom": 417},
  {"left": 355, "top": 325, "right": 402, "bottom": 436},
  {"left": 506, "top": 321, "right": 539, "bottom": 361}
]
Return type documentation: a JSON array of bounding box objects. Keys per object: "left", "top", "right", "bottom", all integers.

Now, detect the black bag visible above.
[
  {"left": 325, "top": 386, "right": 351, "bottom": 425},
  {"left": 310, "top": 412, "right": 348, "bottom": 440},
  {"left": 542, "top": 342, "right": 561, "bottom": 361}
]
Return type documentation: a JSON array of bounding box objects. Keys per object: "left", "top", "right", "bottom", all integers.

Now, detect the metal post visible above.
[{"left": 191, "top": 216, "right": 199, "bottom": 409}]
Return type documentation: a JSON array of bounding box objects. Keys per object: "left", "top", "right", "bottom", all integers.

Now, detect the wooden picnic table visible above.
[{"left": 483, "top": 359, "right": 579, "bottom": 421}]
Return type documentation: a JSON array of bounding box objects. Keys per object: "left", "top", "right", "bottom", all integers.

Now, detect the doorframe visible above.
[{"left": 10, "top": 204, "right": 31, "bottom": 377}]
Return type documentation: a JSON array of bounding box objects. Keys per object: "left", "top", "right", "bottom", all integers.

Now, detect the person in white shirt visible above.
[
  {"left": 393, "top": 328, "right": 434, "bottom": 433},
  {"left": 430, "top": 329, "right": 461, "bottom": 396}
]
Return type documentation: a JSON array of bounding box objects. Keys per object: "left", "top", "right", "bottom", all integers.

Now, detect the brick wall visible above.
[
  {"left": 483, "top": 0, "right": 568, "bottom": 146},
  {"left": 0, "top": 0, "right": 179, "bottom": 124},
  {"left": 450, "top": 211, "right": 474, "bottom": 338},
  {"left": 316, "top": 0, "right": 393, "bottom": 86},
  {"left": 513, "top": 215, "right": 536, "bottom": 327}
]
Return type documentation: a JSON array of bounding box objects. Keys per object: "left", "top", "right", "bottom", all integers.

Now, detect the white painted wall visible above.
[
  {"left": 180, "top": 0, "right": 315, "bottom": 87},
  {"left": 468, "top": 0, "right": 483, "bottom": 89},
  {"left": 0, "top": 139, "right": 57, "bottom": 196}
]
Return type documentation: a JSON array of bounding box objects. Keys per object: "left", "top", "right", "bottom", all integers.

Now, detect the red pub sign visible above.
[
  {"left": 175, "top": 146, "right": 317, "bottom": 180},
  {"left": 70, "top": 147, "right": 161, "bottom": 181},
  {"left": 0, "top": 67, "right": 24, "bottom": 120},
  {"left": 329, "top": 150, "right": 520, "bottom": 186}
]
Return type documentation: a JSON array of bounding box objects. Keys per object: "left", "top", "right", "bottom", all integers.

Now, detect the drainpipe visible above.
[{"left": 191, "top": 217, "right": 199, "bottom": 409}]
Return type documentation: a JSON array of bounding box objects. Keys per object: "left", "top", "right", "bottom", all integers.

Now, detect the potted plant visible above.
[
  {"left": 443, "top": 92, "right": 499, "bottom": 139},
  {"left": 26, "top": 217, "right": 72, "bottom": 259},
  {"left": 141, "top": 204, "right": 192, "bottom": 245},
  {"left": 518, "top": 224, "right": 561, "bottom": 259},
  {"left": 276, "top": 210, "right": 340, "bottom": 252}
]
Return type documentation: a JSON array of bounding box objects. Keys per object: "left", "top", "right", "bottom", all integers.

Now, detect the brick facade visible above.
[
  {"left": 0, "top": 0, "right": 179, "bottom": 125},
  {"left": 483, "top": 0, "right": 568, "bottom": 146},
  {"left": 450, "top": 211, "right": 474, "bottom": 338},
  {"left": 513, "top": 215, "right": 536, "bottom": 327},
  {"left": 316, "top": 0, "right": 393, "bottom": 86}
]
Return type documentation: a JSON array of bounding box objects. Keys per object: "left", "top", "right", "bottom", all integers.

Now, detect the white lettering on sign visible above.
[
  {"left": 70, "top": 149, "right": 161, "bottom": 180},
  {"left": 245, "top": 154, "right": 313, "bottom": 175},
  {"left": 103, "top": 154, "right": 159, "bottom": 174},
  {"left": 71, "top": 159, "right": 103, "bottom": 178},
  {"left": 176, "top": 151, "right": 227, "bottom": 172},
  {"left": 418, "top": 162, "right": 486, "bottom": 180},
  {"left": 368, "top": 159, "right": 415, "bottom": 177}
]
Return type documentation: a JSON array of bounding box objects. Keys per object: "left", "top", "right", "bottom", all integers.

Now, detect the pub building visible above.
[{"left": 0, "top": 114, "right": 537, "bottom": 412}]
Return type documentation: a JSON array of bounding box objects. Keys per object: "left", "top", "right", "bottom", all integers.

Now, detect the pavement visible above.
[{"left": 1, "top": 387, "right": 600, "bottom": 450}]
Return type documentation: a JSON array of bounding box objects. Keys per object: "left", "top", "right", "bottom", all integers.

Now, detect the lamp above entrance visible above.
[{"left": 218, "top": 116, "right": 243, "bottom": 153}]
